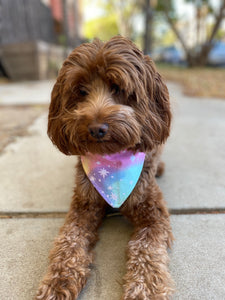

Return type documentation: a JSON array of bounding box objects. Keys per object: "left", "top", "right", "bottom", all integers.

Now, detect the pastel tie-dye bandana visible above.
[{"left": 81, "top": 150, "right": 146, "bottom": 208}]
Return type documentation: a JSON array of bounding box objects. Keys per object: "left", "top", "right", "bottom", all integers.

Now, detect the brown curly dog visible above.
[{"left": 36, "top": 36, "right": 174, "bottom": 300}]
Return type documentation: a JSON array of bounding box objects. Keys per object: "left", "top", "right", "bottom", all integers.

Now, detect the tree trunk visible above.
[
  {"left": 62, "top": 0, "right": 70, "bottom": 56},
  {"left": 187, "top": 41, "right": 215, "bottom": 67},
  {"left": 73, "top": 0, "right": 81, "bottom": 48},
  {"left": 143, "top": 0, "right": 153, "bottom": 54}
]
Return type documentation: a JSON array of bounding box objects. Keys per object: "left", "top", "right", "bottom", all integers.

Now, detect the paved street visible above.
[{"left": 0, "top": 80, "right": 225, "bottom": 299}]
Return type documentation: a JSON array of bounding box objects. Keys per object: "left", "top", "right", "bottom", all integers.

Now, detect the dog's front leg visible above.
[
  {"left": 36, "top": 190, "right": 106, "bottom": 300},
  {"left": 121, "top": 180, "right": 174, "bottom": 300}
]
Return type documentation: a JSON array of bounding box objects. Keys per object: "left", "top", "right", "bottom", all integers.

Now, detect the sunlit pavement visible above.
[
  {"left": 0, "top": 80, "right": 54, "bottom": 105},
  {"left": 0, "top": 81, "right": 225, "bottom": 299}
]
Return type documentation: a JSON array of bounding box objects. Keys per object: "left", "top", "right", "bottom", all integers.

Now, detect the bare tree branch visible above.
[
  {"left": 162, "top": 1, "right": 189, "bottom": 54},
  {"left": 207, "top": 0, "right": 225, "bottom": 44},
  {"left": 160, "top": 0, "right": 225, "bottom": 66}
]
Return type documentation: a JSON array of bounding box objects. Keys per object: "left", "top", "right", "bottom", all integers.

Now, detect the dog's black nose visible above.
[{"left": 88, "top": 123, "right": 109, "bottom": 139}]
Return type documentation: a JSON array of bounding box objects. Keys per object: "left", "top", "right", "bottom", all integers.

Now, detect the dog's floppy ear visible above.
[
  {"left": 141, "top": 55, "right": 171, "bottom": 148},
  {"left": 47, "top": 75, "right": 70, "bottom": 155}
]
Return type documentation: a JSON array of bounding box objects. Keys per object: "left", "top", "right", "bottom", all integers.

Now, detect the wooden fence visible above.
[{"left": 0, "top": 0, "right": 56, "bottom": 46}]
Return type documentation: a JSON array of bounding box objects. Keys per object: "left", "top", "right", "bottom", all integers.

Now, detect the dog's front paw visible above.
[
  {"left": 36, "top": 276, "right": 81, "bottom": 300},
  {"left": 122, "top": 282, "right": 151, "bottom": 300},
  {"left": 122, "top": 281, "right": 174, "bottom": 300}
]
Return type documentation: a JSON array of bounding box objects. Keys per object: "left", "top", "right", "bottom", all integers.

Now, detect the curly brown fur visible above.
[{"left": 36, "top": 36, "right": 174, "bottom": 300}]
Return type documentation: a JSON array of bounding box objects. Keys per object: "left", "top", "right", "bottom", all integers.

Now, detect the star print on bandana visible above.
[
  {"left": 81, "top": 150, "right": 146, "bottom": 208},
  {"left": 98, "top": 168, "right": 109, "bottom": 178}
]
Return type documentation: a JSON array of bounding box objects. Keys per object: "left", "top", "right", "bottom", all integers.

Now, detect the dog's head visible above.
[{"left": 48, "top": 36, "right": 171, "bottom": 155}]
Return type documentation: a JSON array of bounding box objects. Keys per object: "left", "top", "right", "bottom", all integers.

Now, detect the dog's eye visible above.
[
  {"left": 111, "top": 84, "right": 120, "bottom": 96},
  {"left": 79, "top": 89, "right": 88, "bottom": 96}
]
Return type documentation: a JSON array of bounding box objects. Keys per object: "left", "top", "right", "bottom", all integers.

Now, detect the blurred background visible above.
[
  {"left": 0, "top": 0, "right": 225, "bottom": 97},
  {"left": 1, "top": 3, "right": 225, "bottom": 299},
  {"left": 0, "top": 0, "right": 224, "bottom": 172}
]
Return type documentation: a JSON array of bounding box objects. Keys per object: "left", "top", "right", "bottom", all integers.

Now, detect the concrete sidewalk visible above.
[
  {"left": 0, "top": 80, "right": 54, "bottom": 105},
  {"left": 0, "top": 80, "right": 225, "bottom": 300}
]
